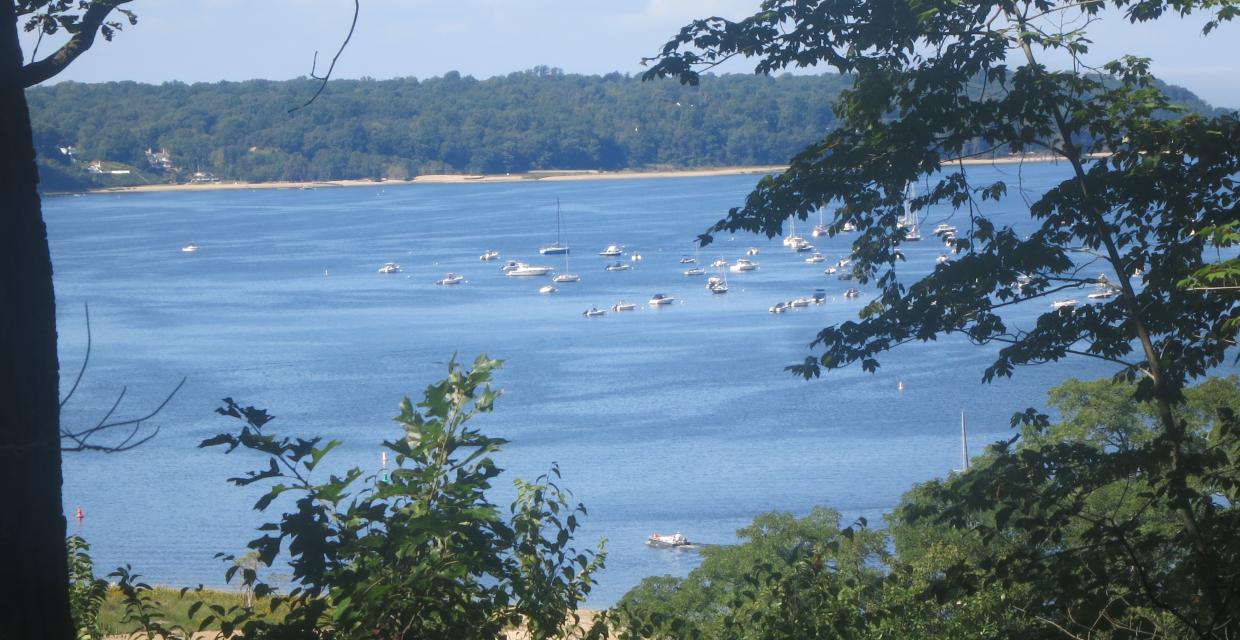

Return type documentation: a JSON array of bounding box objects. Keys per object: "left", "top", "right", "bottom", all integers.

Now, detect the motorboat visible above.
[
  {"left": 435, "top": 272, "right": 464, "bottom": 285},
  {"left": 844, "top": 287, "right": 860, "bottom": 299},
  {"left": 679, "top": 255, "right": 697, "bottom": 264},
  {"left": 711, "top": 258, "right": 729, "bottom": 268},
  {"left": 479, "top": 250, "right": 500, "bottom": 261},
  {"left": 784, "top": 235, "right": 809, "bottom": 249},
  {"left": 730, "top": 258, "right": 758, "bottom": 272},
  {"left": 1052, "top": 299, "right": 1079, "bottom": 310},
  {"left": 790, "top": 238, "right": 815, "bottom": 252},
  {"left": 933, "top": 223, "right": 957, "bottom": 236},
  {"left": 539, "top": 284, "right": 557, "bottom": 294},
  {"left": 181, "top": 243, "right": 199, "bottom": 253},
  {"left": 630, "top": 252, "right": 643, "bottom": 261},
  {"left": 378, "top": 262, "right": 401, "bottom": 274},
  {"left": 837, "top": 257, "right": 851, "bottom": 268},
  {"left": 789, "top": 297, "right": 811, "bottom": 308},
  {"left": 611, "top": 301, "right": 636, "bottom": 312},
  {"left": 500, "top": 260, "right": 522, "bottom": 273},
  {"left": 805, "top": 252, "right": 826, "bottom": 264},
  {"left": 746, "top": 247, "right": 760, "bottom": 256},
  {"left": 648, "top": 293, "right": 675, "bottom": 306},
  {"left": 684, "top": 267, "right": 706, "bottom": 276},
  {"left": 824, "top": 266, "right": 838, "bottom": 275},
  {"left": 604, "top": 262, "right": 631, "bottom": 272},
  {"left": 506, "top": 264, "right": 553, "bottom": 277},
  {"left": 599, "top": 244, "right": 624, "bottom": 257},
  {"left": 553, "top": 272, "right": 581, "bottom": 283},
  {"left": 769, "top": 301, "right": 789, "bottom": 313},
  {"left": 842, "top": 221, "right": 856, "bottom": 232},
  {"left": 811, "top": 289, "right": 827, "bottom": 304},
  {"left": 646, "top": 532, "right": 691, "bottom": 548},
  {"left": 582, "top": 307, "right": 606, "bottom": 317}
]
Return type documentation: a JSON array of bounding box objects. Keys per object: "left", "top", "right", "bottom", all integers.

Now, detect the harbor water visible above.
[{"left": 50, "top": 165, "right": 1125, "bottom": 604}]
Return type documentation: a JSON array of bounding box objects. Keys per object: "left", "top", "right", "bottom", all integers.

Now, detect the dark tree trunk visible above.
[{"left": 0, "top": 2, "right": 71, "bottom": 639}]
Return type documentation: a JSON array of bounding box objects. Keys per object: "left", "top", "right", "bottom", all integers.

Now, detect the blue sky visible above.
[{"left": 22, "top": 0, "right": 1240, "bottom": 109}]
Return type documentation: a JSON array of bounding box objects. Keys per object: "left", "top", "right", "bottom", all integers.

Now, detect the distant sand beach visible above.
[{"left": 81, "top": 153, "right": 1083, "bottom": 196}]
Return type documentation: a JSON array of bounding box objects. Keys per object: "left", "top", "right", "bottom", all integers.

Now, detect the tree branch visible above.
[
  {"left": 289, "top": 0, "right": 359, "bottom": 114},
  {"left": 19, "top": 0, "right": 134, "bottom": 88}
]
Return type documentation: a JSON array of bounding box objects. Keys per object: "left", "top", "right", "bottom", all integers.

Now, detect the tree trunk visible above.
[{"left": 0, "top": 2, "right": 71, "bottom": 639}]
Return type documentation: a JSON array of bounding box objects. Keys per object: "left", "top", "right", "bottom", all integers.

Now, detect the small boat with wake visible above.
[{"left": 646, "top": 532, "right": 691, "bottom": 549}]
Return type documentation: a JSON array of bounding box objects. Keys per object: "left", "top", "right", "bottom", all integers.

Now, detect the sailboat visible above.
[
  {"left": 958, "top": 411, "right": 971, "bottom": 472},
  {"left": 707, "top": 264, "right": 728, "bottom": 294},
  {"left": 553, "top": 247, "right": 580, "bottom": 283},
  {"left": 812, "top": 206, "right": 829, "bottom": 237},
  {"left": 902, "top": 183, "right": 921, "bottom": 241},
  {"left": 539, "top": 198, "right": 570, "bottom": 255}
]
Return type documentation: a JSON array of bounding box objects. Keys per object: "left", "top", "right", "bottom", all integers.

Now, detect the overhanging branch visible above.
[{"left": 19, "top": 0, "right": 134, "bottom": 88}]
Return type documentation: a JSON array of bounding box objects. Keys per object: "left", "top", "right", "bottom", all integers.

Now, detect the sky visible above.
[{"left": 19, "top": 0, "right": 1240, "bottom": 109}]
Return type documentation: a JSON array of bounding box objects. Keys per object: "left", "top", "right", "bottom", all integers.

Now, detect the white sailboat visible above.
[
  {"left": 540, "top": 198, "right": 570, "bottom": 255},
  {"left": 902, "top": 183, "right": 921, "bottom": 241},
  {"left": 553, "top": 234, "right": 580, "bottom": 283},
  {"left": 959, "top": 411, "right": 971, "bottom": 472}
]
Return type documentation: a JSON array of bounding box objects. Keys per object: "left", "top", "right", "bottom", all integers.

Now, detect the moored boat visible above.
[{"left": 506, "top": 264, "right": 553, "bottom": 277}]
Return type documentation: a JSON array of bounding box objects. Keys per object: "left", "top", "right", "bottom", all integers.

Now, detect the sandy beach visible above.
[{"left": 79, "top": 154, "right": 1081, "bottom": 196}]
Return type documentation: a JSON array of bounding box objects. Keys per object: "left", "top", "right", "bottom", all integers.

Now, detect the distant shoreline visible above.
[{"left": 63, "top": 154, "right": 1081, "bottom": 196}]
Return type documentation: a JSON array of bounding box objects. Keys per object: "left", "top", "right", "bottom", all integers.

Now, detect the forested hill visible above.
[
  {"left": 26, "top": 68, "right": 851, "bottom": 189},
  {"left": 27, "top": 67, "right": 1226, "bottom": 191}
]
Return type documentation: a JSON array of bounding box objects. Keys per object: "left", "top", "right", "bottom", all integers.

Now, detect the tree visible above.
[
  {"left": 644, "top": 0, "right": 1240, "bottom": 635},
  {"left": 1, "top": 2, "right": 134, "bottom": 637},
  {"left": 193, "top": 355, "right": 603, "bottom": 640},
  {"left": 1, "top": 2, "right": 352, "bottom": 637}
]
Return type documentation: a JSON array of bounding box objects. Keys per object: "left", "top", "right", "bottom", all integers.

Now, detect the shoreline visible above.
[{"left": 63, "top": 154, "right": 1082, "bottom": 196}]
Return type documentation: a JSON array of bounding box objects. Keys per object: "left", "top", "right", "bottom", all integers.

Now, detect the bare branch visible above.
[
  {"left": 60, "top": 377, "right": 186, "bottom": 453},
  {"left": 60, "top": 302, "right": 91, "bottom": 409},
  {"left": 19, "top": 0, "right": 134, "bottom": 88},
  {"left": 289, "top": 0, "right": 359, "bottom": 114}
]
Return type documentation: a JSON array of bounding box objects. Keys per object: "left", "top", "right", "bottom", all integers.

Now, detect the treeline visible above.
[
  {"left": 27, "top": 67, "right": 1226, "bottom": 191},
  {"left": 26, "top": 68, "right": 852, "bottom": 189}
]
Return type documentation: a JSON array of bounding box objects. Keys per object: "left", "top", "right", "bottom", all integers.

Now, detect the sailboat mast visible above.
[
  {"left": 556, "top": 197, "right": 562, "bottom": 245},
  {"left": 960, "top": 410, "right": 970, "bottom": 471}
]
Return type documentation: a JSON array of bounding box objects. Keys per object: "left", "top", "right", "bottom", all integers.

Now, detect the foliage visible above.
[
  {"left": 88, "top": 584, "right": 274, "bottom": 637},
  {"left": 643, "top": 1, "right": 1240, "bottom": 636},
  {"left": 191, "top": 354, "right": 603, "bottom": 640},
  {"left": 892, "top": 376, "right": 1240, "bottom": 638},
  {"left": 65, "top": 535, "right": 108, "bottom": 640},
  {"left": 613, "top": 508, "right": 886, "bottom": 640},
  {"left": 611, "top": 377, "right": 1240, "bottom": 638}
]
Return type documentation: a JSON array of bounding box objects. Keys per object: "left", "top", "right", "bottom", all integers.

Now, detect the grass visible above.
[{"left": 96, "top": 586, "right": 280, "bottom": 636}]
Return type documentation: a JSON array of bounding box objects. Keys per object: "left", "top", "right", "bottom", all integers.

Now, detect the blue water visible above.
[{"left": 49, "top": 166, "right": 1123, "bottom": 604}]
